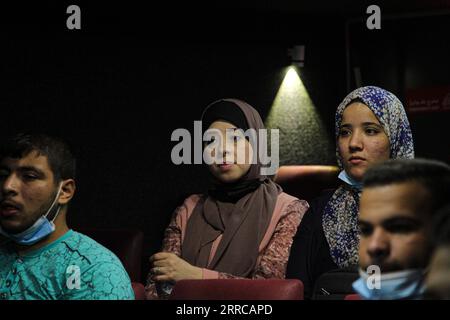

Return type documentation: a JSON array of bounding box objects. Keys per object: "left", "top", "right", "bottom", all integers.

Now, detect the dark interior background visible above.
[{"left": 1, "top": 1, "right": 449, "bottom": 282}]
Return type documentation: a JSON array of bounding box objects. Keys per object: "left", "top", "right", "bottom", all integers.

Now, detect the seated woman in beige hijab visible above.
[{"left": 145, "top": 98, "right": 309, "bottom": 299}]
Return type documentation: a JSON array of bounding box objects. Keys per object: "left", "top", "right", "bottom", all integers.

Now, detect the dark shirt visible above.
[{"left": 286, "top": 190, "right": 338, "bottom": 299}]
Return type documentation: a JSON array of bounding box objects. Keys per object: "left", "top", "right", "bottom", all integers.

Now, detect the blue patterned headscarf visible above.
[{"left": 323, "top": 86, "right": 415, "bottom": 268}]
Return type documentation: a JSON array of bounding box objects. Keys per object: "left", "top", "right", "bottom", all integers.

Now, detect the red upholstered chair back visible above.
[
  {"left": 169, "top": 279, "right": 304, "bottom": 300},
  {"left": 345, "top": 294, "right": 362, "bottom": 300},
  {"left": 274, "top": 165, "right": 339, "bottom": 202},
  {"left": 76, "top": 228, "right": 144, "bottom": 283},
  {"left": 132, "top": 282, "right": 146, "bottom": 300}
]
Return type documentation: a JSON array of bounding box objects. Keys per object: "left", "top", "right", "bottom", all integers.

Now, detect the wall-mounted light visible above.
[
  {"left": 288, "top": 45, "right": 305, "bottom": 67},
  {"left": 265, "top": 66, "right": 334, "bottom": 165}
]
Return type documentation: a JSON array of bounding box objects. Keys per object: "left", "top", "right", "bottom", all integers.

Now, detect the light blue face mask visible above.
[
  {"left": 0, "top": 184, "right": 63, "bottom": 246},
  {"left": 338, "top": 170, "right": 363, "bottom": 191},
  {"left": 352, "top": 268, "right": 425, "bottom": 300}
]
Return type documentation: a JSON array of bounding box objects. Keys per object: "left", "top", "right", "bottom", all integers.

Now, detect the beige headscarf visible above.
[{"left": 181, "top": 98, "right": 282, "bottom": 277}]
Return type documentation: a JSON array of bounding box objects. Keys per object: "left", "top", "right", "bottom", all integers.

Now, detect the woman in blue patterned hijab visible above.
[{"left": 323, "top": 86, "right": 415, "bottom": 268}]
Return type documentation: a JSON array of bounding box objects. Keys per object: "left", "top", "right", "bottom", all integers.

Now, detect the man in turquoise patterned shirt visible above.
[{"left": 0, "top": 133, "right": 134, "bottom": 300}]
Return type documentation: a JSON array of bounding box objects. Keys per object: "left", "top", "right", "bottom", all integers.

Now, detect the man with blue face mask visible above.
[
  {"left": 0, "top": 133, "right": 134, "bottom": 300},
  {"left": 353, "top": 159, "right": 450, "bottom": 300}
]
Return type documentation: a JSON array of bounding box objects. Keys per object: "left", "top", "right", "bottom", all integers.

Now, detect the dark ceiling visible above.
[
  {"left": 1, "top": 1, "right": 449, "bottom": 37},
  {"left": 215, "top": 0, "right": 450, "bottom": 16}
]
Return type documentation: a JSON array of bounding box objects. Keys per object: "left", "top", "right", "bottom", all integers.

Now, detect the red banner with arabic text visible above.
[{"left": 405, "top": 85, "right": 450, "bottom": 114}]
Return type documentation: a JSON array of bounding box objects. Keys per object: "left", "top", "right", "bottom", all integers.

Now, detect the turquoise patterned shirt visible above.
[{"left": 0, "top": 230, "right": 134, "bottom": 300}]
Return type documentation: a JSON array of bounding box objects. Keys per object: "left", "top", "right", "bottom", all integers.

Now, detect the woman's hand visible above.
[{"left": 150, "top": 252, "right": 202, "bottom": 282}]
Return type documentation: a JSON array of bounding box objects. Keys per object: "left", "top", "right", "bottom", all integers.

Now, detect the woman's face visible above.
[
  {"left": 205, "top": 120, "right": 253, "bottom": 183},
  {"left": 338, "top": 102, "right": 390, "bottom": 181}
]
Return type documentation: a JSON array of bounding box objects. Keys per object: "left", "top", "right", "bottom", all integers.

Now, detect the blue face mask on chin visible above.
[
  {"left": 338, "top": 170, "right": 363, "bottom": 191},
  {"left": 352, "top": 268, "right": 425, "bottom": 300},
  {"left": 0, "top": 184, "right": 62, "bottom": 246}
]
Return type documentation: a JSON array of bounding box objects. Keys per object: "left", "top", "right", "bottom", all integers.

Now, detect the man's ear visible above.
[{"left": 58, "top": 179, "right": 76, "bottom": 205}]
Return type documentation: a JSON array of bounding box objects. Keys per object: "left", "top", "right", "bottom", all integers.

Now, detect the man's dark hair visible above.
[
  {"left": 363, "top": 158, "right": 450, "bottom": 214},
  {"left": 0, "top": 132, "right": 76, "bottom": 183}
]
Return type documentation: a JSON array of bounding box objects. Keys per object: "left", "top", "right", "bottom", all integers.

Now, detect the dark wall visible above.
[{"left": 348, "top": 13, "right": 450, "bottom": 162}]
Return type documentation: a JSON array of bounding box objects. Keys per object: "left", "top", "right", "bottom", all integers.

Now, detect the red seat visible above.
[
  {"left": 76, "top": 228, "right": 144, "bottom": 282},
  {"left": 345, "top": 294, "right": 362, "bottom": 300},
  {"left": 169, "top": 279, "right": 304, "bottom": 300},
  {"left": 274, "top": 165, "right": 339, "bottom": 202},
  {"left": 132, "top": 282, "right": 146, "bottom": 300}
]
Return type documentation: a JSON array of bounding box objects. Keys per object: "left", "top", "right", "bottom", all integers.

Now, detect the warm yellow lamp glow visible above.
[{"left": 265, "top": 67, "right": 333, "bottom": 165}]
